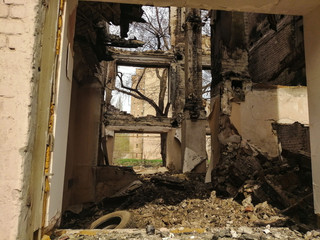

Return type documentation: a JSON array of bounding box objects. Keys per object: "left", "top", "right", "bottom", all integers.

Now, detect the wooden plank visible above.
[{"left": 106, "top": 125, "right": 173, "bottom": 133}]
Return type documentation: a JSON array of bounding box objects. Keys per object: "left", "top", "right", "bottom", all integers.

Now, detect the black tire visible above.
[{"left": 89, "top": 211, "right": 132, "bottom": 229}]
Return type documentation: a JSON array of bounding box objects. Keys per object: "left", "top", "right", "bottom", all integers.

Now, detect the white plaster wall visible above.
[
  {"left": 277, "top": 87, "right": 309, "bottom": 125},
  {"left": 304, "top": 5, "right": 320, "bottom": 214},
  {"left": 0, "top": 0, "right": 40, "bottom": 239},
  {"left": 230, "top": 87, "right": 308, "bottom": 157},
  {"left": 47, "top": 0, "right": 77, "bottom": 226}
]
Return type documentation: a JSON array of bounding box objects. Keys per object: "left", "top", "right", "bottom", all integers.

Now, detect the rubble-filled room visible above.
[{"left": 48, "top": 1, "right": 319, "bottom": 239}]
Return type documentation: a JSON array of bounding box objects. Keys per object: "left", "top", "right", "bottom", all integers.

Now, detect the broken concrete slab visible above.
[
  {"left": 183, "top": 148, "right": 206, "bottom": 173},
  {"left": 110, "top": 180, "right": 143, "bottom": 198},
  {"left": 174, "top": 128, "right": 181, "bottom": 142},
  {"left": 181, "top": 116, "right": 207, "bottom": 173},
  {"left": 95, "top": 166, "right": 138, "bottom": 202}
]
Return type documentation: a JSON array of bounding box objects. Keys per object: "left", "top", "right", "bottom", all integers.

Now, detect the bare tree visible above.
[
  {"left": 128, "top": 6, "right": 170, "bottom": 51},
  {"left": 115, "top": 67, "right": 170, "bottom": 165},
  {"left": 111, "top": 6, "right": 172, "bottom": 165}
]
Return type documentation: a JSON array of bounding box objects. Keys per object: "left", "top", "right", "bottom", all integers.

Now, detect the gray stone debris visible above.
[{"left": 53, "top": 227, "right": 320, "bottom": 240}]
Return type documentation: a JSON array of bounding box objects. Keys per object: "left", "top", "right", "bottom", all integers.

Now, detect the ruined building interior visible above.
[
  {"left": 56, "top": 2, "right": 314, "bottom": 237},
  {"left": 1, "top": 0, "right": 320, "bottom": 239}
]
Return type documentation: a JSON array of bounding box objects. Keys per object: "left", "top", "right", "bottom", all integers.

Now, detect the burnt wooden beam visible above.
[
  {"left": 112, "top": 50, "right": 175, "bottom": 67},
  {"left": 104, "top": 34, "right": 145, "bottom": 48},
  {"left": 106, "top": 125, "right": 172, "bottom": 133},
  {"left": 112, "top": 50, "right": 210, "bottom": 69}
]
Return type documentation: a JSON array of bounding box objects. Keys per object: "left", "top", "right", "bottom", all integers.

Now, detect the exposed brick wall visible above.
[
  {"left": 211, "top": 11, "right": 250, "bottom": 93},
  {"left": 248, "top": 15, "right": 306, "bottom": 86},
  {"left": 273, "top": 122, "right": 310, "bottom": 154},
  {"left": 0, "top": 0, "right": 28, "bottom": 46},
  {"left": 221, "top": 46, "right": 250, "bottom": 80},
  {"left": 0, "top": 0, "right": 44, "bottom": 239}
]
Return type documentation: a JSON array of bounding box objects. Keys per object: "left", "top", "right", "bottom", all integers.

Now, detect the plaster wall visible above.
[
  {"left": 230, "top": 86, "right": 309, "bottom": 157},
  {"left": 63, "top": 81, "right": 102, "bottom": 208},
  {"left": 0, "top": 0, "right": 44, "bottom": 238},
  {"left": 304, "top": 5, "right": 320, "bottom": 214},
  {"left": 47, "top": 0, "right": 77, "bottom": 226}
]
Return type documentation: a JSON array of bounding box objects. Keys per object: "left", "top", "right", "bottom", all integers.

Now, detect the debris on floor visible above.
[
  {"left": 58, "top": 138, "right": 317, "bottom": 239},
  {"left": 211, "top": 139, "right": 315, "bottom": 231},
  {"left": 53, "top": 227, "right": 320, "bottom": 240}
]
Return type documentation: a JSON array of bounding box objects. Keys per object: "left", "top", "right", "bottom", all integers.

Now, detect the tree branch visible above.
[
  {"left": 156, "top": 68, "right": 167, "bottom": 114},
  {"left": 114, "top": 87, "right": 143, "bottom": 100},
  {"left": 134, "top": 68, "right": 146, "bottom": 90},
  {"left": 164, "top": 102, "right": 171, "bottom": 116},
  {"left": 117, "top": 70, "right": 164, "bottom": 116}
]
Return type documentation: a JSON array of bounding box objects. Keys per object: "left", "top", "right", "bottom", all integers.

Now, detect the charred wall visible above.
[
  {"left": 211, "top": 11, "right": 249, "bottom": 94},
  {"left": 209, "top": 11, "right": 309, "bottom": 160},
  {"left": 212, "top": 12, "right": 306, "bottom": 88},
  {"left": 63, "top": 2, "right": 144, "bottom": 209},
  {"left": 273, "top": 122, "right": 310, "bottom": 154},
  {"left": 248, "top": 14, "right": 306, "bottom": 86}
]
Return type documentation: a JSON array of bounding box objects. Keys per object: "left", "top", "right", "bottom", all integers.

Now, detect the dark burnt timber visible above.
[
  {"left": 184, "top": 8, "right": 204, "bottom": 120},
  {"left": 112, "top": 50, "right": 174, "bottom": 67},
  {"left": 106, "top": 125, "right": 172, "bottom": 134},
  {"left": 104, "top": 35, "right": 144, "bottom": 48},
  {"left": 111, "top": 50, "right": 211, "bottom": 68},
  {"left": 76, "top": 2, "right": 145, "bottom": 38},
  {"left": 74, "top": 2, "right": 146, "bottom": 66}
]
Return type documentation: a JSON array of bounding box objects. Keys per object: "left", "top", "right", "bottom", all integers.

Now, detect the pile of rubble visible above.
[
  {"left": 59, "top": 135, "right": 317, "bottom": 238},
  {"left": 211, "top": 139, "right": 315, "bottom": 231},
  {"left": 53, "top": 227, "right": 320, "bottom": 240},
  {"left": 61, "top": 167, "right": 316, "bottom": 232}
]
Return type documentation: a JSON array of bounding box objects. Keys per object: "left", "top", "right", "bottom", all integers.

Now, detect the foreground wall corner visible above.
[{"left": 304, "top": 5, "right": 320, "bottom": 214}]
